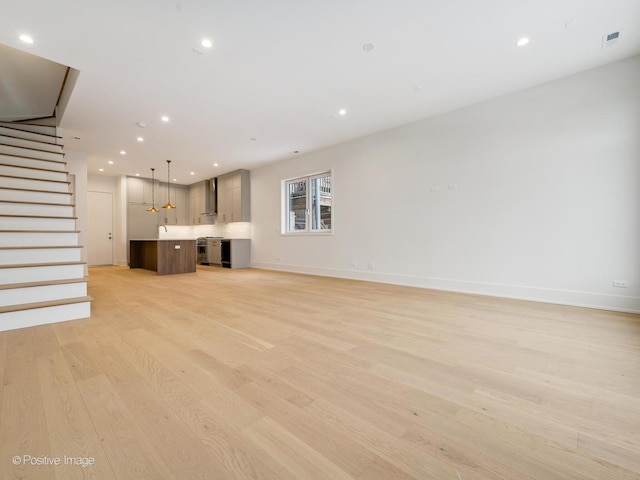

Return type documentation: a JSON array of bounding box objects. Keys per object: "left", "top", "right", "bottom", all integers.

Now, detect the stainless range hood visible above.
[{"left": 206, "top": 177, "right": 217, "bottom": 215}]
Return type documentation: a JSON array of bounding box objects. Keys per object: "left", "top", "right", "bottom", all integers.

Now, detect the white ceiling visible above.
[{"left": 1, "top": 0, "right": 638, "bottom": 184}]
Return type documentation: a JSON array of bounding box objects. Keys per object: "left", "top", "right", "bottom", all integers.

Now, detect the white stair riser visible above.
[
  {"left": 0, "top": 216, "right": 76, "bottom": 231},
  {"left": 0, "top": 165, "right": 67, "bottom": 182},
  {"left": 0, "top": 264, "right": 85, "bottom": 285},
  {"left": 0, "top": 202, "right": 74, "bottom": 217},
  {"left": 0, "top": 122, "right": 57, "bottom": 137},
  {"left": 0, "top": 248, "right": 81, "bottom": 265},
  {"left": 0, "top": 177, "right": 69, "bottom": 192},
  {"left": 0, "top": 282, "right": 86, "bottom": 306},
  {"left": 0, "top": 231, "right": 78, "bottom": 246},
  {"left": 0, "top": 189, "right": 72, "bottom": 204},
  {"left": 0, "top": 154, "right": 66, "bottom": 171},
  {"left": 0, "top": 145, "right": 64, "bottom": 162},
  {"left": 0, "top": 135, "right": 63, "bottom": 154},
  {"left": 0, "top": 302, "right": 90, "bottom": 332},
  {"left": 0, "top": 126, "right": 60, "bottom": 145}
]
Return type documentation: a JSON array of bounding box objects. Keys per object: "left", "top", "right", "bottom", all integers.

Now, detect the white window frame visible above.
[{"left": 281, "top": 169, "right": 333, "bottom": 235}]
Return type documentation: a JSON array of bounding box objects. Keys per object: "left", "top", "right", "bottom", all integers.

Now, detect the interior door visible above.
[{"left": 87, "top": 191, "right": 113, "bottom": 266}]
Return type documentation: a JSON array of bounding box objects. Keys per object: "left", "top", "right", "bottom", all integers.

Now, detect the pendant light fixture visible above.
[
  {"left": 162, "top": 159, "right": 175, "bottom": 209},
  {"left": 147, "top": 168, "right": 159, "bottom": 212}
]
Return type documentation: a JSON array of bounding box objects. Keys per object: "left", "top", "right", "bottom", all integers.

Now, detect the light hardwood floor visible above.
[{"left": 1, "top": 265, "right": 639, "bottom": 479}]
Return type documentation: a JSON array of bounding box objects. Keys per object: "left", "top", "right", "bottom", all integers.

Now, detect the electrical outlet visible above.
[{"left": 612, "top": 280, "right": 628, "bottom": 288}]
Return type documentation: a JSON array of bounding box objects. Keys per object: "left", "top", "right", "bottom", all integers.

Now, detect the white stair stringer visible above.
[{"left": 0, "top": 123, "right": 90, "bottom": 331}]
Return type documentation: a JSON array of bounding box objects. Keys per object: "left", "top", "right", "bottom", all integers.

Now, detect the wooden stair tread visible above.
[
  {"left": 0, "top": 245, "right": 82, "bottom": 250},
  {"left": 0, "top": 199, "right": 75, "bottom": 207},
  {"left": 0, "top": 229, "right": 80, "bottom": 233},
  {"left": 0, "top": 260, "right": 86, "bottom": 269},
  {"left": 0, "top": 133, "right": 64, "bottom": 149},
  {"left": 0, "top": 123, "right": 62, "bottom": 140},
  {"left": 0, "top": 296, "right": 92, "bottom": 314},
  {"left": 0, "top": 186, "right": 72, "bottom": 194},
  {"left": 0, "top": 162, "right": 68, "bottom": 174},
  {"left": 0, "top": 278, "right": 87, "bottom": 291},
  {"left": 0, "top": 214, "right": 77, "bottom": 219},
  {"left": 0, "top": 152, "right": 66, "bottom": 165},
  {"left": 0, "top": 142, "right": 65, "bottom": 156},
  {"left": 0, "top": 174, "right": 70, "bottom": 185}
]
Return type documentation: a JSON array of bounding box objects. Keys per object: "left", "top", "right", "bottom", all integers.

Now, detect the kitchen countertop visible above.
[{"left": 130, "top": 238, "right": 196, "bottom": 241}]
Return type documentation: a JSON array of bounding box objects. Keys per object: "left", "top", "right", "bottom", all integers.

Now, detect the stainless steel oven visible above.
[{"left": 197, "top": 237, "right": 208, "bottom": 264}]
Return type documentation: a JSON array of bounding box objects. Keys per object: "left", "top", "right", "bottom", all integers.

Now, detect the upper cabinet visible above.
[
  {"left": 186, "top": 180, "right": 214, "bottom": 225},
  {"left": 126, "top": 176, "right": 187, "bottom": 227},
  {"left": 217, "top": 169, "right": 250, "bottom": 223}
]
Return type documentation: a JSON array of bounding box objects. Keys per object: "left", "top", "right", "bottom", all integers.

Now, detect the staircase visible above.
[{"left": 0, "top": 122, "right": 90, "bottom": 331}]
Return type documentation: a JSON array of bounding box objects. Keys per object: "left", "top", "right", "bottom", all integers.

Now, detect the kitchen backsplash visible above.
[{"left": 158, "top": 222, "right": 252, "bottom": 239}]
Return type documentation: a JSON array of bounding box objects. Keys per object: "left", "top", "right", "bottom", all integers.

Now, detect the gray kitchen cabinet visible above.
[
  {"left": 217, "top": 169, "right": 250, "bottom": 223},
  {"left": 158, "top": 183, "right": 187, "bottom": 225},
  {"left": 187, "top": 180, "right": 214, "bottom": 225}
]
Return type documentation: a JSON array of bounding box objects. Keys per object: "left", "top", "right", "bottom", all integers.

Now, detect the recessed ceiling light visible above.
[
  {"left": 137, "top": 137, "right": 144, "bottom": 142},
  {"left": 362, "top": 43, "right": 374, "bottom": 52},
  {"left": 19, "top": 34, "right": 34, "bottom": 44},
  {"left": 120, "top": 150, "right": 126, "bottom": 155},
  {"left": 161, "top": 115, "right": 170, "bottom": 122},
  {"left": 108, "top": 161, "right": 114, "bottom": 165},
  {"left": 250, "top": 137, "right": 257, "bottom": 141},
  {"left": 338, "top": 109, "right": 347, "bottom": 116},
  {"left": 201, "top": 38, "right": 213, "bottom": 48},
  {"left": 516, "top": 37, "right": 530, "bottom": 47},
  {"left": 135, "top": 173, "right": 140, "bottom": 176},
  {"left": 213, "top": 163, "right": 219, "bottom": 167},
  {"left": 136, "top": 121, "right": 146, "bottom": 128},
  {"left": 190, "top": 172, "right": 195, "bottom": 175},
  {"left": 172, "top": 178, "right": 177, "bottom": 182},
  {"left": 98, "top": 168, "right": 104, "bottom": 172}
]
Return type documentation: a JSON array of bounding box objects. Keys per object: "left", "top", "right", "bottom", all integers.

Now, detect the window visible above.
[{"left": 283, "top": 171, "right": 333, "bottom": 234}]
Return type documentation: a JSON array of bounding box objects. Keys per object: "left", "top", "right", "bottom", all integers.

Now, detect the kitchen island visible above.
[{"left": 129, "top": 239, "right": 196, "bottom": 275}]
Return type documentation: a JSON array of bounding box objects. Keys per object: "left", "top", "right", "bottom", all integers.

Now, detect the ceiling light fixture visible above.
[
  {"left": 137, "top": 137, "right": 144, "bottom": 142},
  {"left": 147, "top": 168, "right": 159, "bottom": 212},
  {"left": 201, "top": 38, "right": 213, "bottom": 48},
  {"left": 162, "top": 160, "right": 175, "bottom": 209},
  {"left": 190, "top": 172, "right": 195, "bottom": 175},
  {"left": 120, "top": 150, "right": 126, "bottom": 155},
  {"left": 108, "top": 161, "right": 114, "bottom": 165},
  {"left": 362, "top": 43, "right": 374, "bottom": 52},
  {"left": 161, "top": 115, "right": 170, "bottom": 122},
  {"left": 213, "top": 163, "right": 219, "bottom": 167},
  {"left": 516, "top": 37, "right": 530, "bottom": 47},
  {"left": 98, "top": 168, "right": 104, "bottom": 172},
  {"left": 19, "top": 34, "right": 34, "bottom": 44},
  {"left": 136, "top": 121, "right": 146, "bottom": 128},
  {"left": 338, "top": 109, "right": 347, "bottom": 116}
]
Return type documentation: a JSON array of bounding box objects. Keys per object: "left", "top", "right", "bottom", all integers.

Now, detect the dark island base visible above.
[{"left": 129, "top": 240, "right": 196, "bottom": 275}]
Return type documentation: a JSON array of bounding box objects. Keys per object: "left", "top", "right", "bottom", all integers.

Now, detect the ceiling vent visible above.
[{"left": 602, "top": 30, "right": 622, "bottom": 48}]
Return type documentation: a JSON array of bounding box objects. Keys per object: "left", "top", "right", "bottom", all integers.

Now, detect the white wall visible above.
[
  {"left": 65, "top": 150, "right": 88, "bottom": 275},
  {"left": 250, "top": 56, "right": 640, "bottom": 312}
]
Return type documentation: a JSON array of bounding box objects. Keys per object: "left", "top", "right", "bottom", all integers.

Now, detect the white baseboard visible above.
[{"left": 251, "top": 262, "right": 640, "bottom": 314}]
